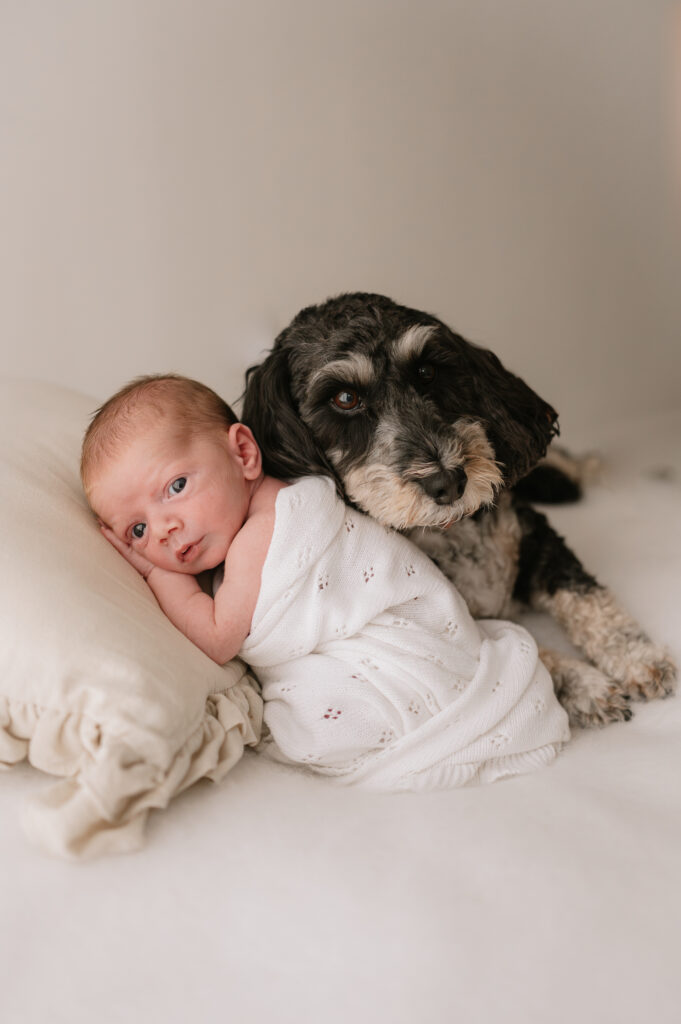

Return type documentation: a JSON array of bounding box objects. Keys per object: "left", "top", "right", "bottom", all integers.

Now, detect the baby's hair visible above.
[{"left": 81, "top": 373, "right": 238, "bottom": 494}]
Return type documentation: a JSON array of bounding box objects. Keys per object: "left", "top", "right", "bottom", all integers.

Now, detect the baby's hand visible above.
[{"left": 100, "top": 525, "right": 156, "bottom": 580}]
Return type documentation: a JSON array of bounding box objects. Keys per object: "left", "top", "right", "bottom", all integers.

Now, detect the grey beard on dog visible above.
[{"left": 243, "top": 291, "right": 676, "bottom": 727}]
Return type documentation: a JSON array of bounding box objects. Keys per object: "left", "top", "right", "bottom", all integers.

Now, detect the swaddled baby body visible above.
[
  {"left": 239, "top": 475, "right": 569, "bottom": 787},
  {"left": 82, "top": 374, "right": 570, "bottom": 790}
]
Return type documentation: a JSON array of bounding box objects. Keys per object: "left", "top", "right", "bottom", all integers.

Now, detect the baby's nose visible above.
[{"left": 155, "top": 516, "right": 181, "bottom": 543}]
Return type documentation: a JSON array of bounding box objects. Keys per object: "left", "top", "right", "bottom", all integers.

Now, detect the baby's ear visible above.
[{"left": 229, "top": 422, "right": 262, "bottom": 478}]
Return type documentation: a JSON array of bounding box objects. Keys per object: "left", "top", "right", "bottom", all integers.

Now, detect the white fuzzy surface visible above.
[{"left": 3, "top": 409, "right": 680, "bottom": 1024}]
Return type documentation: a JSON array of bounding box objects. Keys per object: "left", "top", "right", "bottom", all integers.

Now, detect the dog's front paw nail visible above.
[{"left": 598, "top": 686, "right": 635, "bottom": 723}]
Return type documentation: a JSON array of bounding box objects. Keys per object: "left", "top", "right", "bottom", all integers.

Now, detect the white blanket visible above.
[{"left": 240, "top": 477, "right": 570, "bottom": 788}]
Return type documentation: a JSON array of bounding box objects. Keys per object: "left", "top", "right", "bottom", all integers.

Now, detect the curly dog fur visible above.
[{"left": 243, "top": 292, "right": 676, "bottom": 726}]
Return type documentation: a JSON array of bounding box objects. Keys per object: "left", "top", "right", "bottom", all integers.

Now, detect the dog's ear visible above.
[
  {"left": 242, "top": 347, "right": 342, "bottom": 487},
  {"left": 464, "top": 343, "right": 559, "bottom": 486}
]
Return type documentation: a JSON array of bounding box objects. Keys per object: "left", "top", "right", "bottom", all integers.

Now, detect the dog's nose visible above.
[{"left": 421, "top": 467, "right": 467, "bottom": 505}]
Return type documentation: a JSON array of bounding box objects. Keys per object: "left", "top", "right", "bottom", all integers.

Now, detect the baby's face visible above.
[{"left": 88, "top": 421, "right": 257, "bottom": 574}]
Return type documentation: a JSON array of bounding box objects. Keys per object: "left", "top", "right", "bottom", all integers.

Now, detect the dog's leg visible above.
[
  {"left": 514, "top": 504, "right": 677, "bottom": 723},
  {"left": 537, "top": 587, "right": 676, "bottom": 702}
]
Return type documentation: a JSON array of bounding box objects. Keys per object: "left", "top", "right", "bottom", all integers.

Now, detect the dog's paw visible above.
[
  {"left": 615, "top": 647, "right": 677, "bottom": 702},
  {"left": 539, "top": 649, "right": 633, "bottom": 729}
]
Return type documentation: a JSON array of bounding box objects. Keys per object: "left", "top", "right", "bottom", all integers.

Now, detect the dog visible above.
[{"left": 242, "top": 291, "right": 676, "bottom": 726}]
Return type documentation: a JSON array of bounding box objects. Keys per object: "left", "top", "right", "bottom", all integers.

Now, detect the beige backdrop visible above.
[{"left": 1, "top": 0, "right": 679, "bottom": 439}]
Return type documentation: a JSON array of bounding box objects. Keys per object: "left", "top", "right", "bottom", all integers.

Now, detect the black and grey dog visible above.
[{"left": 243, "top": 291, "right": 676, "bottom": 726}]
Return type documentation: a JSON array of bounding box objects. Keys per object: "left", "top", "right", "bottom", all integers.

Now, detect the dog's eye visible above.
[
  {"left": 332, "top": 390, "right": 361, "bottom": 411},
  {"left": 417, "top": 363, "right": 436, "bottom": 383}
]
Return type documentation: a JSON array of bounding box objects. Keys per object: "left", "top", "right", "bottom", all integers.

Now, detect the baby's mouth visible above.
[{"left": 177, "top": 541, "right": 199, "bottom": 564}]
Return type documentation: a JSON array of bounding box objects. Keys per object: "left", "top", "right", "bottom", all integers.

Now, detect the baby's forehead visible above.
[
  {"left": 86, "top": 418, "right": 176, "bottom": 489},
  {"left": 93, "top": 417, "right": 225, "bottom": 480}
]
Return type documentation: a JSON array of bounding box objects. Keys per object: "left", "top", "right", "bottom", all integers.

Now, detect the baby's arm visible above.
[{"left": 101, "top": 512, "right": 272, "bottom": 664}]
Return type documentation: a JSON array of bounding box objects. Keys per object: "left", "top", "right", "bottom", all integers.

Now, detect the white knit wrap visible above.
[{"left": 240, "top": 477, "right": 570, "bottom": 789}]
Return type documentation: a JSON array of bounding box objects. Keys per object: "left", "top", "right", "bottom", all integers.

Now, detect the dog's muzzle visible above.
[{"left": 420, "top": 467, "right": 467, "bottom": 506}]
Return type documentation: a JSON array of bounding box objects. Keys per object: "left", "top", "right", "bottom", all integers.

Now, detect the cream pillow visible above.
[{"left": 0, "top": 377, "right": 262, "bottom": 858}]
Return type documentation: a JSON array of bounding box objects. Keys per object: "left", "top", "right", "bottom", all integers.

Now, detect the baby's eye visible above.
[
  {"left": 169, "top": 477, "right": 187, "bottom": 495},
  {"left": 131, "top": 523, "right": 146, "bottom": 540}
]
